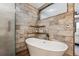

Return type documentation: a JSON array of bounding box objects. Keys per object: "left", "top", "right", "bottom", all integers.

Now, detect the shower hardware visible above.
[
  {"left": 27, "top": 3, "right": 54, "bottom": 39},
  {"left": 8, "top": 21, "right": 11, "bottom": 32}
]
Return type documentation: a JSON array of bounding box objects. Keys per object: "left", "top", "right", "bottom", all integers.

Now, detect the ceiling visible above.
[{"left": 29, "top": 3, "right": 45, "bottom": 9}]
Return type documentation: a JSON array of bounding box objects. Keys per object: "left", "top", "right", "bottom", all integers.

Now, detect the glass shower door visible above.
[
  {"left": 75, "top": 3, "right": 79, "bottom": 56},
  {"left": 0, "top": 3, "right": 15, "bottom": 56}
]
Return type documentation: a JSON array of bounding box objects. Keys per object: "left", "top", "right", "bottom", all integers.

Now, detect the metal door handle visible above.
[{"left": 8, "top": 21, "right": 11, "bottom": 32}]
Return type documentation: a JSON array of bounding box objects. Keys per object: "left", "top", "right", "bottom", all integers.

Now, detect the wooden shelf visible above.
[
  {"left": 29, "top": 25, "right": 45, "bottom": 28},
  {"left": 27, "top": 32, "right": 47, "bottom": 34}
]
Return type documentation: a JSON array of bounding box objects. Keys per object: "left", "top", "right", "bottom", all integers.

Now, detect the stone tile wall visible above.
[
  {"left": 16, "top": 3, "right": 38, "bottom": 55},
  {"left": 16, "top": 3, "right": 74, "bottom": 56},
  {"left": 38, "top": 3, "right": 74, "bottom": 56}
]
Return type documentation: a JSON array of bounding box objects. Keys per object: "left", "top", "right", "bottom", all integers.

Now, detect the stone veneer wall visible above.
[
  {"left": 38, "top": 3, "right": 74, "bottom": 56},
  {"left": 16, "top": 3, "right": 74, "bottom": 56},
  {"left": 16, "top": 3, "right": 38, "bottom": 55}
]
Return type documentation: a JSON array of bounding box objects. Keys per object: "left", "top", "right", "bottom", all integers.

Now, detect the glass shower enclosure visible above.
[{"left": 0, "top": 3, "right": 15, "bottom": 56}]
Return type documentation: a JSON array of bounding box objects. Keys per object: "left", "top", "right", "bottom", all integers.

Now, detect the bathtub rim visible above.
[{"left": 25, "top": 37, "right": 68, "bottom": 52}]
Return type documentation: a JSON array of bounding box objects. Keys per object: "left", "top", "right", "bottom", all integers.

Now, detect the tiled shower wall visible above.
[
  {"left": 16, "top": 3, "right": 38, "bottom": 55},
  {"left": 38, "top": 3, "right": 74, "bottom": 56},
  {"left": 16, "top": 3, "right": 74, "bottom": 56}
]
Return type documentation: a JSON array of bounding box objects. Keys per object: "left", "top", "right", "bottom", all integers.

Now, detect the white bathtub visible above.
[{"left": 25, "top": 38, "right": 68, "bottom": 56}]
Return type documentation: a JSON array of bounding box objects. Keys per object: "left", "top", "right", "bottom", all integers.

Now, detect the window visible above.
[{"left": 40, "top": 3, "right": 67, "bottom": 19}]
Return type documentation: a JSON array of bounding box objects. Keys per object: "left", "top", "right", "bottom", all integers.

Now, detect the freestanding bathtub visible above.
[{"left": 25, "top": 38, "right": 68, "bottom": 56}]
